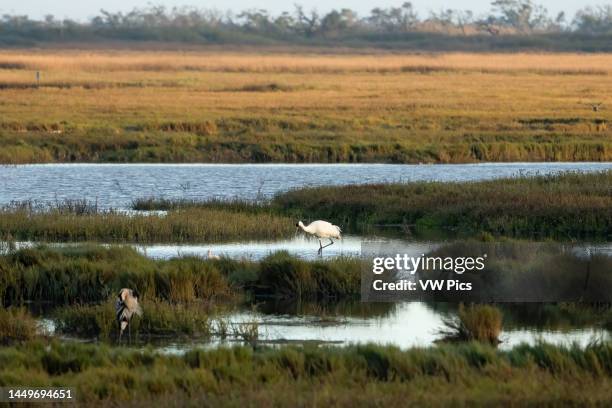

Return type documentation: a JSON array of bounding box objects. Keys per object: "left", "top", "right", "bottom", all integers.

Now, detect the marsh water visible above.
[
  {"left": 3, "top": 162, "right": 612, "bottom": 351},
  {"left": 37, "top": 300, "right": 610, "bottom": 353},
  {"left": 2, "top": 162, "right": 612, "bottom": 208},
  {"left": 24, "top": 237, "right": 612, "bottom": 353},
  {"left": 8, "top": 235, "right": 612, "bottom": 261}
]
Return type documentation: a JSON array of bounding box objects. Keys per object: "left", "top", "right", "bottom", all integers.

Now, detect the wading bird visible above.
[
  {"left": 116, "top": 288, "right": 142, "bottom": 342},
  {"left": 207, "top": 249, "right": 220, "bottom": 260},
  {"left": 296, "top": 220, "right": 341, "bottom": 255}
]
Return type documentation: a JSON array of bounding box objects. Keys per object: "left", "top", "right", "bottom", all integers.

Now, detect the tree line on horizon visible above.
[{"left": 1, "top": 1, "right": 612, "bottom": 50}]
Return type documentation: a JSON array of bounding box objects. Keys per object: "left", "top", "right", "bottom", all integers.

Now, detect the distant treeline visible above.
[{"left": 2, "top": 1, "right": 612, "bottom": 50}]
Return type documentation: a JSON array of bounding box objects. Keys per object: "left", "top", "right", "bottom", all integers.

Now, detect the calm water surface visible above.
[
  {"left": 2, "top": 162, "right": 611, "bottom": 209},
  {"left": 39, "top": 302, "right": 610, "bottom": 353},
  {"left": 5, "top": 236, "right": 612, "bottom": 261}
]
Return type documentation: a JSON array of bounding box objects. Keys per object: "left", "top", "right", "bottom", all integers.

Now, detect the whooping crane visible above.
[
  {"left": 296, "top": 220, "right": 341, "bottom": 255},
  {"left": 116, "top": 288, "right": 142, "bottom": 342},
  {"left": 208, "top": 249, "right": 220, "bottom": 260}
]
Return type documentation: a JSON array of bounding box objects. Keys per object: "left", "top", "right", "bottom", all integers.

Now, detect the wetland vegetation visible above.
[
  {"left": 0, "top": 51, "right": 611, "bottom": 164},
  {"left": 0, "top": 246, "right": 362, "bottom": 306},
  {"left": 1, "top": 341, "right": 612, "bottom": 405},
  {"left": 4, "top": 172, "right": 609, "bottom": 242},
  {"left": 132, "top": 171, "right": 612, "bottom": 240},
  {"left": 1, "top": 243, "right": 611, "bottom": 404},
  {"left": 2, "top": 5, "right": 612, "bottom": 402},
  {"left": 274, "top": 171, "right": 612, "bottom": 239},
  {"left": 0, "top": 172, "right": 609, "bottom": 244},
  {"left": 0, "top": 201, "right": 293, "bottom": 243}
]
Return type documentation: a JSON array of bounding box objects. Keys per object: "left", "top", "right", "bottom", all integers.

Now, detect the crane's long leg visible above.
[
  {"left": 319, "top": 238, "right": 334, "bottom": 255},
  {"left": 318, "top": 239, "right": 323, "bottom": 255},
  {"left": 321, "top": 238, "right": 334, "bottom": 249}
]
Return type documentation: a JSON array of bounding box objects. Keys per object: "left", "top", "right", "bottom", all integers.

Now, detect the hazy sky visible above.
[{"left": 0, "top": 0, "right": 595, "bottom": 21}]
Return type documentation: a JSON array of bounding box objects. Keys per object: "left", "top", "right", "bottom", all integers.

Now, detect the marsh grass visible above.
[
  {"left": 54, "top": 301, "right": 213, "bottom": 339},
  {"left": 256, "top": 251, "right": 361, "bottom": 299},
  {"left": 0, "top": 246, "right": 361, "bottom": 306},
  {"left": 0, "top": 245, "right": 233, "bottom": 305},
  {"left": 273, "top": 171, "right": 612, "bottom": 239},
  {"left": 231, "top": 322, "right": 260, "bottom": 347},
  {"left": 1, "top": 341, "right": 612, "bottom": 404},
  {"left": 0, "top": 307, "right": 38, "bottom": 344},
  {"left": 131, "top": 197, "right": 266, "bottom": 213},
  {"left": 500, "top": 303, "right": 612, "bottom": 331},
  {"left": 0, "top": 206, "right": 294, "bottom": 242},
  {"left": 439, "top": 304, "right": 503, "bottom": 344},
  {"left": 131, "top": 172, "right": 612, "bottom": 239},
  {"left": 1, "top": 51, "right": 611, "bottom": 164}
]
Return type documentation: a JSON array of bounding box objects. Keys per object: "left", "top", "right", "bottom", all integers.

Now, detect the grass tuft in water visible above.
[{"left": 439, "top": 304, "right": 503, "bottom": 344}]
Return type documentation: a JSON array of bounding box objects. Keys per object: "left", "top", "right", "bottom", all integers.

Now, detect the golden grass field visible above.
[{"left": 0, "top": 49, "right": 611, "bottom": 163}]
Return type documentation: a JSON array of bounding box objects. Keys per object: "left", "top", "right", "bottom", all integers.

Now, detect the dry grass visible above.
[
  {"left": 4, "top": 50, "right": 612, "bottom": 73},
  {"left": 0, "top": 307, "right": 38, "bottom": 344},
  {"left": 0, "top": 50, "right": 611, "bottom": 163}
]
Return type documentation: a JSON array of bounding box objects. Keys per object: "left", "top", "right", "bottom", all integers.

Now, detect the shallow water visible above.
[
  {"left": 223, "top": 302, "right": 610, "bottom": 351},
  {"left": 11, "top": 235, "right": 612, "bottom": 353},
  {"left": 2, "top": 162, "right": 611, "bottom": 209},
  {"left": 136, "top": 235, "right": 439, "bottom": 260},
  {"left": 40, "top": 302, "right": 608, "bottom": 354},
  {"left": 4, "top": 236, "right": 611, "bottom": 261}
]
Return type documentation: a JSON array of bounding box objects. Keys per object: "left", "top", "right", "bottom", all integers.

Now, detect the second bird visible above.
[{"left": 116, "top": 288, "right": 143, "bottom": 342}]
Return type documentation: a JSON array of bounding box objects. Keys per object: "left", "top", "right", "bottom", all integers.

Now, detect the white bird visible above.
[
  {"left": 296, "top": 220, "right": 342, "bottom": 255},
  {"left": 207, "top": 249, "right": 220, "bottom": 260},
  {"left": 115, "top": 288, "right": 142, "bottom": 342}
]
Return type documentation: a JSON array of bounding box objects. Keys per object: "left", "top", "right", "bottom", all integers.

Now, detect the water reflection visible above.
[
  {"left": 136, "top": 235, "right": 439, "bottom": 260},
  {"left": 35, "top": 301, "right": 611, "bottom": 353},
  {"left": 154, "top": 302, "right": 610, "bottom": 353},
  {"left": 0, "top": 235, "right": 438, "bottom": 260}
]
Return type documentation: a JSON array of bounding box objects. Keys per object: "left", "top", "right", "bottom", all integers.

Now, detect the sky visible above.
[{"left": 0, "top": 0, "right": 595, "bottom": 21}]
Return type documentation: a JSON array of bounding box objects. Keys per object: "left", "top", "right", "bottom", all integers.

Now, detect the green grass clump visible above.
[
  {"left": 439, "top": 304, "right": 503, "bottom": 344},
  {"left": 0, "top": 308, "right": 38, "bottom": 344},
  {"left": 257, "top": 251, "right": 361, "bottom": 299},
  {"left": 1, "top": 341, "right": 612, "bottom": 404},
  {"left": 0, "top": 245, "right": 233, "bottom": 305},
  {"left": 273, "top": 171, "right": 612, "bottom": 239},
  {"left": 54, "top": 301, "right": 212, "bottom": 339},
  {"left": 0, "top": 246, "right": 361, "bottom": 306}
]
